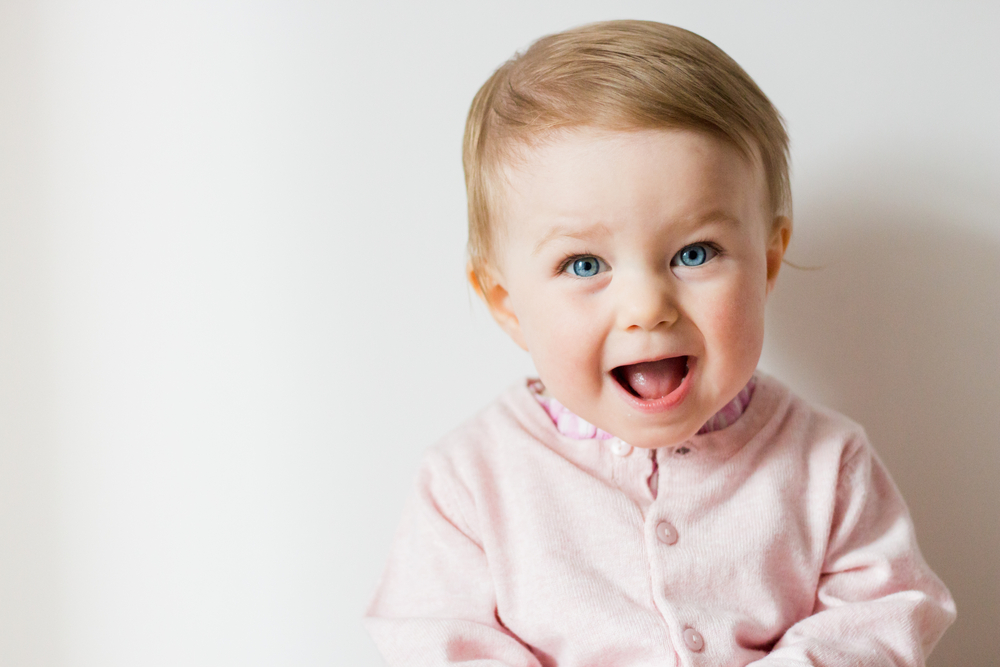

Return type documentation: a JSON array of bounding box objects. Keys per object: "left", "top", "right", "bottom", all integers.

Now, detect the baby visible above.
[{"left": 365, "top": 20, "right": 955, "bottom": 666}]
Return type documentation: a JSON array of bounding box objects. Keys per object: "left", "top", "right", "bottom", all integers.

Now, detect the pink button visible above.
[
  {"left": 683, "top": 627, "right": 704, "bottom": 652},
  {"left": 655, "top": 520, "right": 678, "bottom": 545},
  {"left": 609, "top": 439, "right": 633, "bottom": 456}
]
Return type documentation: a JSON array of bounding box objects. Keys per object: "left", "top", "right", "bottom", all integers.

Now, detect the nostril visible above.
[{"left": 618, "top": 282, "right": 679, "bottom": 331}]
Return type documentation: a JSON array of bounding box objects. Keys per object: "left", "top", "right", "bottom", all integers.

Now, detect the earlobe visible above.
[
  {"left": 765, "top": 216, "right": 792, "bottom": 292},
  {"left": 467, "top": 261, "right": 529, "bottom": 351}
]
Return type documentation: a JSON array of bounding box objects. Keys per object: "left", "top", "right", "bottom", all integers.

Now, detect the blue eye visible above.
[
  {"left": 674, "top": 243, "right": 717, "bottom": 267},
  {"left": 569, "top": 256, "right": 603, "bottom": 277}
]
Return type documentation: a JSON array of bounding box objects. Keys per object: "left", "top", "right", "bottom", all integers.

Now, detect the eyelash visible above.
[
  {"left": 674, "top": 240, "right": 724, "bottom": 264},
  {"left": 557, "top": 241, "right": 724, "bottom": 275},
  {"left": 557, "top": 253, "right": 604, "bottom": 277}
]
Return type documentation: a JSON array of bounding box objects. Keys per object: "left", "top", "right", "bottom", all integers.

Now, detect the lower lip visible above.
[{"left": 612, "top": 357, "right": 696, "bottom": 414}]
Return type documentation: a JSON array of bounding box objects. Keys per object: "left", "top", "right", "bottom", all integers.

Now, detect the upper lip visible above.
[{"left": 609, "top": 353, "right": 690, "bottom": 371}]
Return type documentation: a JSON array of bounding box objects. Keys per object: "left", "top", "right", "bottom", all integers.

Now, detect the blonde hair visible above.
[{"left": 464, "top": 20, "right": 790, "bottom": 286}]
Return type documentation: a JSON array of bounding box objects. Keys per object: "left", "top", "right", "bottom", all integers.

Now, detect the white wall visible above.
[{"left": 1, "top": 1, "right": 996, "bottom": 665}]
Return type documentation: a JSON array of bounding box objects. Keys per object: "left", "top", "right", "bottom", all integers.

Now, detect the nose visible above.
[{"left": 617, "top": 272, "right": 679, "bottom": 332}]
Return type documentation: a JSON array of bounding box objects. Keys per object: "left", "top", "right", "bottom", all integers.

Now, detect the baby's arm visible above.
[
  {"left": 364, "top": 454, "right": 543, "bottom": 667},
  {"left": 750, "top": 441, "right": 955, "bottom": 666}
]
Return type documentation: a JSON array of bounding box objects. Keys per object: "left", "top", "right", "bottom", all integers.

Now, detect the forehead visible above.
[{"left": 495, "top": 127, "right": 768, "bottom": 247}]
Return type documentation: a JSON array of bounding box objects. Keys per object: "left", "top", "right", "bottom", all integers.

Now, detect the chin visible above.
[{"left": 618, "top": 419, "right": 704, "bottom": 450}]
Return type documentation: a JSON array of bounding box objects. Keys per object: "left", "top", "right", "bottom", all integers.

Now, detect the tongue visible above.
[{"left": 621, "top": 356, "right": 687, "bottom": 400}]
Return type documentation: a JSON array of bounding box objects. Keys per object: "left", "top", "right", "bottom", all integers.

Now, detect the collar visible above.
[{"left": 529, "top": 375, "right": 757, "bottom": 442}]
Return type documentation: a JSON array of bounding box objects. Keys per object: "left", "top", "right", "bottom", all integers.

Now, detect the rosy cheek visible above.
[
  {"left": 527, "top": 302, "right": 602, "bottom": 390},
  {"left": 543, "top": 318, "right": 593, "bottom": 367},
  {"left": 701, "top": 284, "right": 765, "bottom": 364}
]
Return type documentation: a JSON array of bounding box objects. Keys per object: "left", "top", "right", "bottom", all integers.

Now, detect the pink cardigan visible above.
[{"left": 365, "top": 374, "right": 955, "bottom": 666}]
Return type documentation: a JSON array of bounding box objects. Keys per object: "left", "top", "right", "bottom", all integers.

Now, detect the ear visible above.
[
  {"left": 467, "top": 261, "right": 529, "bottom": 351},
  {"left": 765, "top": 216, "right": 792, "bottom": 293}
]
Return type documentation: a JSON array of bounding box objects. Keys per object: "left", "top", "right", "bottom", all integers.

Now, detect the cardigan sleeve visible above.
[
  {"left": 749, "top": 439, "right": 956, "bottom": 666},
  {"left": 364, "top": 454, "right": 543, "bottom": 667}
]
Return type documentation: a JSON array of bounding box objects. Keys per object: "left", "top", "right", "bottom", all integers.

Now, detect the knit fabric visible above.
[{"left": 365, "top": 373, "right": 955, "bottom": 666}]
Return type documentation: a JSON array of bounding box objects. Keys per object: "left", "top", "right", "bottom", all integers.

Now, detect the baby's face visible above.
[{"left": 484, "top": 127, "right": 789, "bottom": 449}]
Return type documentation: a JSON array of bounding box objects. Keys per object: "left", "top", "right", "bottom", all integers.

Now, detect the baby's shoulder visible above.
[
  {"left": 755, "top": 372, "right": 874, "bottom": 468},
  {"left": 418, "top": 380, "right": 554, "bottom": 484}
]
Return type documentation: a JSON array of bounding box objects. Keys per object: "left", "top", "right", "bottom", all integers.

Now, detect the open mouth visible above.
[{"left": 612, "top": 355, "right": 690, "bottom": 401}]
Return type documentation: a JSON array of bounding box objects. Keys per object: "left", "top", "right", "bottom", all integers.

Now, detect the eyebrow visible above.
[
  {"left": 691, "top": 212, "right": 743, "bottom": 230},
  {"left": 530, "top": 211, "right": 743, "bottom": 256},
  {"left": 531, "top": 221, "right": 613, "bottom": 255}
]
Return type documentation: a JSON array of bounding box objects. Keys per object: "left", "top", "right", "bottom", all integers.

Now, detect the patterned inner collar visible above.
[{"left": 529, "top": 376, "right": 756, "bottom": 442}]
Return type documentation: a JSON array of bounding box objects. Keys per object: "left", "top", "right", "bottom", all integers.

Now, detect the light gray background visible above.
[{"left": 1, "top": 1, "right": 997, "bottom": 665}]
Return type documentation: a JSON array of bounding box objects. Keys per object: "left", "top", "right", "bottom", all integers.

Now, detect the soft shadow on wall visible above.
[{"left": 763, "top": 167, "right": 1000, "bottom": 667}]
